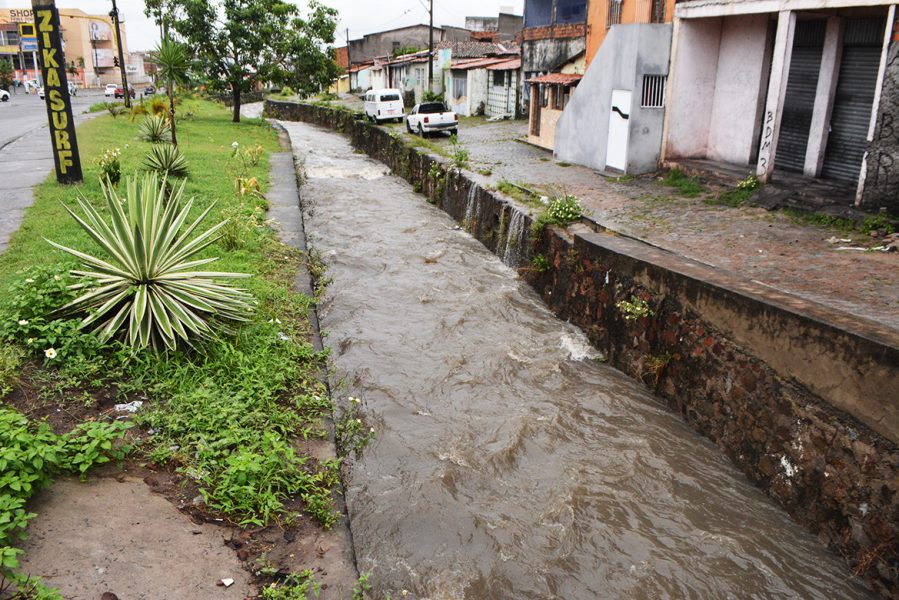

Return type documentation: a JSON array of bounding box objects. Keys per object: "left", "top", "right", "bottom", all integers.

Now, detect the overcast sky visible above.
[{"left": 0, "top": 0, "right": 523, "bottom": 51}]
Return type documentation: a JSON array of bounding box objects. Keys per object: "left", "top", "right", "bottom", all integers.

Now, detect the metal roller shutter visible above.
[
  {"left": 821, "top": 18, "right": 886, "bottom": 184},
  {"left": 776, "top": 20, "right": 826, "bottom": 174}
]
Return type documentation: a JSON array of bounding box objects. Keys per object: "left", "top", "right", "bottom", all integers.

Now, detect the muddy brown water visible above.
[{"left": 281, "top": 120, "right": 873, "bottom": 600}]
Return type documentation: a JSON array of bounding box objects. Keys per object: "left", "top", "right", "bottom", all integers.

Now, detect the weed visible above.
[
  {"left": 556, "top": 161, "right": 572, "bottom": 167},
  {"left": 531, "top": 254, "right": 551, "bottom": 273},
  {"left": 449, "top": 134, "right": 469, "bottom": 170},
  {"left": 261, "top": 569, "right": 320, "bottom": 600},
  {"left": 477, "top": 168, "right": 492, "bottom": 177},
  {"left": 95, "top": 147, "right": 122, "bottom": 185},
  {"left": 335, "top": 396, "right": 376, "bottom": 457},
  {"left": 617, "top": 295, "right": 654, "bottom": 321},
  {"left": 606, "top": 173, "right": 635, "bottom": 183},
  {"left": 660, "top": 169, "right": 704, "bottom": 197},
  {"left": 353, "top": 573, "right": 372, "bottom": 600},
  {"left": 103, "top": 102, "right": 128, "bottom": 119},
  {"left": 861, "top": 215, "right": 896, "bottom": 235},
  {"left": 0, "top": 345, "right": 22, "bottom": 399},
  {"left": 644, "top": 352, "right": 674, "bottom": 391}
]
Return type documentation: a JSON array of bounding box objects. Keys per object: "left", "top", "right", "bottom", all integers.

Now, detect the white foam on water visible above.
[{"left": 560, "top": 331, "right": 603, "bottom": 362}]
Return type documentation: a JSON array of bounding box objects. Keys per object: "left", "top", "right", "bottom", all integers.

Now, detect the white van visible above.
[{"left": 364, "top": 88, "right": 405, "bottom": 124}]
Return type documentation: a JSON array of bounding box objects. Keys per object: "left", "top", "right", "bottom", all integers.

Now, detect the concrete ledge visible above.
[{"left": 265, "top": 99, "right": 899, "bottom": 596}]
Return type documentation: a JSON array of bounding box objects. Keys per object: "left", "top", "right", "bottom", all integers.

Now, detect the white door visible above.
[{"left": 606, "top": 89, "right": 632, "bottom": 172}]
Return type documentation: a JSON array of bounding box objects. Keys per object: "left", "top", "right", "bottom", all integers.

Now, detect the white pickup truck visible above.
[{"left": 405, "top": 102, "right": 458, "bottom": 137}]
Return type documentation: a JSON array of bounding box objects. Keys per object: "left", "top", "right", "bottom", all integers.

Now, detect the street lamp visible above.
[{"left": 109, "top": 0, "right": 130, "bottom": 107}]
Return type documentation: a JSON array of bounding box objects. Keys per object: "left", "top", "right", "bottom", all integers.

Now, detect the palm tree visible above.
[{"left": 153, "top": 38, "right": 189, "bottom": 147}]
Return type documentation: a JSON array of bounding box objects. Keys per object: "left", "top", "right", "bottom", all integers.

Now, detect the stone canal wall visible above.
[{"left": 265, "top": 99, "right": 899, "bottom": 596}]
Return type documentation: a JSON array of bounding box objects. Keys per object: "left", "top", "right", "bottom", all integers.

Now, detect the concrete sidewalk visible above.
[
  {"left": 389, "top": 117, "right": 899, "bottom": 333},
  {"left": 0, "top": 110, "right": 101, "bottom": 253}
]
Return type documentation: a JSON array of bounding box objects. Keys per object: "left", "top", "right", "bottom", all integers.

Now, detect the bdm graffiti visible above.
[{"left": 33, "top": 1, "right": 82, "bottom": 184}]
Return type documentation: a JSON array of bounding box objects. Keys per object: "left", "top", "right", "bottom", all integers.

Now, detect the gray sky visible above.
[{"left": 0, "top": 0, "right": 523, "bottom": 51}]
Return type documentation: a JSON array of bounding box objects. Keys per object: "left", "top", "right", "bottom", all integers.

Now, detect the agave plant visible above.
[
  {"left": 139, "top": 114, "right": 171, "bottom": 143},
  {"left": 46, "top": 173, "right": 255, "bottom": 350},
  {"left": 144, "top": 143, "right": 188, "bottom": 178}
]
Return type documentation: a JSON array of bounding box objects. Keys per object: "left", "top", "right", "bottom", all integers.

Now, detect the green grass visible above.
[
  {"left": 660, "top": 168, "right": 705, "bottom": 197},
  {"left": 707, "top": 187, "right": 754, "bottom": 207},
  {"left": 0, "top": 99, "right": 341, "bottom": 537}
]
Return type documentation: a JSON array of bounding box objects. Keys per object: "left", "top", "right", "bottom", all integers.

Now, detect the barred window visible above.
[
  {"left": 452, "top": 74, "right": 467, "bottom": 99},
  {"left": 607, "top": 0, "right": 622, "bottom": 27},
  {"left": 641, "top": 74, "right": 667, "bottom": 108}
]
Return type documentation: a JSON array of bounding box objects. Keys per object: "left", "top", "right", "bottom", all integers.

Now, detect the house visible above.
[
  {"left": 550, "top": 0, "right": 675, "bottom": 173},
  {"left": 521, "top": 0, "right": 588, "bottom": 98},
  {"left": 347, "top": 24, "right": 470, "bottom": 66},
  {"left": 661, "top": 0, "right": 899, "bottom": 213},
  {"left": 465, "top": 13, "right": 525, "bottom": 41},
  {"left": 527, "top": 72, "right": 582, "bottom": 148},
  {"left": 442, "top": 42, "right": 521, "bottom": 116}
]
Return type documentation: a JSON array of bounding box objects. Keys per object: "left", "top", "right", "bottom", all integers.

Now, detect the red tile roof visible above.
[
  {"left": 526, "top": 72, "right": 583, "bottom": 85},
  {"left": 486, "top": 58, "right": 521, "bottom": 71}
]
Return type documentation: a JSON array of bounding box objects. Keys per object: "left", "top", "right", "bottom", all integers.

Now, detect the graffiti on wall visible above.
[{"left": 862, "top": 43, "right": 899, "bottom": 213}]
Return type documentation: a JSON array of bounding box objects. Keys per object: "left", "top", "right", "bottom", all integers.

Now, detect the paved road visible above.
[{"left": 0, "top": 89, "right": 104, "bottom": 252}]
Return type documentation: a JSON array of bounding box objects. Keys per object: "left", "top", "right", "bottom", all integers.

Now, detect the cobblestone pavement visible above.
[{"left": 407, "top": 117, "right": 899, "bottom": 333}]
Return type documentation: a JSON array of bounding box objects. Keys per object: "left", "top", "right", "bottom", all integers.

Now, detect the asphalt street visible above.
[{"left": 0, "top": 89, "right": 104, "bottom": 252}]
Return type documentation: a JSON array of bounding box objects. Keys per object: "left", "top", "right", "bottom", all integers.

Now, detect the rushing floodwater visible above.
[{"left": 281, "top": 121, "right": 873, "bottom": 600}]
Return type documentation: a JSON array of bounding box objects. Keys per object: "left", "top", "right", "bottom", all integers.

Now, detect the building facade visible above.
[
  {"left": 662, "top": 0, "right": 898, "bottom": 213},
  {"left": 347, "top": 24, "right": 471, "bottom": 66},
  {"left": 521, "top": 0, "right": 588, "bottom": 88},
  {"left": 0, "top": 8, "right": 132, "bottom": 88}
]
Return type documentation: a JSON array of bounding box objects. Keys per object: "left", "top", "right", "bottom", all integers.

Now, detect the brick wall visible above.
[{"left": 522, "top": 22, "right": 586, "bottom": 41}]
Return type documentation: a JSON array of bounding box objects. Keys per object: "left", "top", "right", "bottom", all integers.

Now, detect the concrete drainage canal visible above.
[{"left": 280, "top": 120, "right": 875, "bottom": 599}]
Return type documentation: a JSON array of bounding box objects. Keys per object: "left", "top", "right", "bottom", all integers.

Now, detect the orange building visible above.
[{"left": 585, "top": 0, "right": 675, "bottom": 66}]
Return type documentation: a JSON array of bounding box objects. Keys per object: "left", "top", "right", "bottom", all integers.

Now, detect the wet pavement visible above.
[
  {"left": 0, "top": 90, "right": 102, "bottom": 253},
  {"left": 282, "top": 118, "right": 875, "bottom": 600}
]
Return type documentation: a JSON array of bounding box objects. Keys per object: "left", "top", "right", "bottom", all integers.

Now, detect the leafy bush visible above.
[
  {"left": 0, "top": 265, "right": 103, "bottom": 363},
  {"left": 95, "top": 147, "right": 121, "bottom": 186},
  {"left": 144, "top": 143, "right": 188, "bottom": 178},
  {"left": 46, "top": 173, "right": 255, "bottom": 350},
  {"left": 547, "top": 194, "right": 583, "bottom": 225},
  {"left": 0, "top": 345, "right": 21, "bottom": 399},
  {"left": 128, "top": 102, "right": 148, "bottom": 122},
  {"left": 422, "top": 90, "right": 443, "bottom": 103},
  {"left": 139, "top": 115, "right": 171, "bottom": 143},
  {"left": 149, "top": 96, "right": 168, "bottom": 117},
  {"left": 104, "top": 102, "right": 127, "bottom": 119},
  {"left": 617, "top": 295, "right": 654, "bottom": 321}
]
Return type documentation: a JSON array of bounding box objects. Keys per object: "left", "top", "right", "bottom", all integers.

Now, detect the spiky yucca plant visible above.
[
  {"left": 144, "top": 143, "right": 188, "bottom": 178},
  {"left": 139, "top": 114, "right": 171, "bottom": 143},
  {"left": 47, "top": 173, "right": 255, "bottom": 350}
]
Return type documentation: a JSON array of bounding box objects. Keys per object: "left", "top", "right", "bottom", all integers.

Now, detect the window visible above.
[
  {"left": 452, "top": 73, "right": 467, "bottom": 99},
  {"left": 651, "top": 0, "right": 666, "bottom": 23},
  {"left": 540, "top": 84, "right": 549, "bottom": 108},
  {"left": 641, "top": 74, "right": 667, "bottom": 108},
  {"left": 392, "top": 41, "right": 401, "bottom": 52},
  {"left": 552, "top": 85, "right": 565, "bottom": 110},
  {"left": 379, "top": 93, "right": 401, "bottom": 102},
  {"left": 493, "top": 70, "right": 506, "bottom": 87},
  {"left": 607, "top": 0, "right": 622, "bottom": 27}
]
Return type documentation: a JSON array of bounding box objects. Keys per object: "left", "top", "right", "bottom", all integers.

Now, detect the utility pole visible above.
[
  {"left": 110, "top": 0, "right": 130, "bottom": 107},
  {"left": 428, "top": 0, "right": 433, "bottom": 92}
]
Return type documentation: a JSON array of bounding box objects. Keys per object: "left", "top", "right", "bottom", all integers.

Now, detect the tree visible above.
[
  {"left": 146, "top": 0, "right": 339, "bottom": 123},
  {"left": 152, "top": 38, "right": 190, "bottom": 147},
  {"left": 0, "top": 59, "right": 13, "bottom": 92}
]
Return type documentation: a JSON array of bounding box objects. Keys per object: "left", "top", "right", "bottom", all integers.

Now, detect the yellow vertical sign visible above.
[{"left": 32, "top": 1, "right": 82, "bottom": 184}]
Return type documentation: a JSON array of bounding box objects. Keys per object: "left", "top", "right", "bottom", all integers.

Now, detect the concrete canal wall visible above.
[{"left": 265, "top": 99, "right": 899, "bottom": 596}]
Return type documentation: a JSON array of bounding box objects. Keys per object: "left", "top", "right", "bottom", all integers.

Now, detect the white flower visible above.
[
  {"left": 124, "top": 143, "right": 129, "bottom": 148},
  {"left": 18, "top": 319, "right": 28, "bottom": 326},
  {"left": 25, "top": 278, "right": 34, "bottom": 283},
  {"left": 26, "top": 338, "right": 34, "bottom": 345},
  {"left": 356, "top": 418, "right": 362, "bottom": 424},
  {"left": 369, "top": 427, "right": 375, "bottom": 434},
  {"left": 53, "top": 274, "right": 60, "bottom": 281},
  {"left": 401, "top": 591, "right": 409, "bottom": 598},
  {"left": 232, "top": 141, "right": 239, "bottom": 148},
  {"left": 44, "top": 348, "right": 57, "bottom": 359}
]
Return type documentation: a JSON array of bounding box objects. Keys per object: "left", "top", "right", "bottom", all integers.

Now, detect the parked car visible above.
[
  {"left": 0, "top": 89, "right": 9, "bottom": 102},
  {"left": 104, "top": 83, "right": 117, "bottom": 97},
  {"left": 68, "top": 82, "right": 77, "bottom": 96},
  {"left": 363, "top": 88, "right": 405, "bottom": 124},
  {"left": 142, "top": 85, "right": 156, "bottom": 96},
  {"left": 406, "top": 102, "right": 458, "bottom": 137},
  {"left": 115, "top": 84, "right": 135, "bottom": 99}
]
